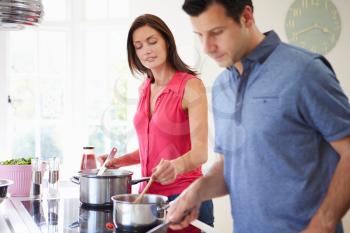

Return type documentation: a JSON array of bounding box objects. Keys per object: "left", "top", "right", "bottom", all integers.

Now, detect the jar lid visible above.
[{"left": 83, "top": 146, "right": 94, "bottom": 149}]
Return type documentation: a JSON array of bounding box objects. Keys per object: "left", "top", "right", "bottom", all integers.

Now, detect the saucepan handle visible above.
[
  {"left": 157, "top": 203, "right": 170, "bottom": 213},
  {"left": 70, "top": 176, "right": 80, "bottom": 185},
  {"left": 156, "top": 204, "right": 193, "bottom": 221},
  {"left": 148, "top": 206, "right": 195, "bottom": 233},
  {"left": 145, "top": 220, "right": 170, "bottom": 233},
  {"left": 130, "top": 177, "right": 150, "bottom": 185},
  {"left": 155, "top": 203, "right": 170, "bottom": 221}
]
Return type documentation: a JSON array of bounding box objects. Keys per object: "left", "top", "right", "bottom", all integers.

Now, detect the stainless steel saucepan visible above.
[
  {"left": 71, "top": 169, "right": 149, "bottom": 206},
  {"left": 111, "top": 193, "right": 168, "bottom": 232},
  {"left": 0, "top": 179, "right": 13, "bottom": 205}
]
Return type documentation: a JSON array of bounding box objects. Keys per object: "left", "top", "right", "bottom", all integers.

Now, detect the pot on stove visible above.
[
  {"left": 71, "top": 169, "right": 149, "bottom": 206},
  {"left": 111, "top": 194, "right": 168, "bottom": 232}
]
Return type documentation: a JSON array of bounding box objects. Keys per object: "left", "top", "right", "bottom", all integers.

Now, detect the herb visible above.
[{"left": 0, "top": 157, "right": 32, "bottom": 165}]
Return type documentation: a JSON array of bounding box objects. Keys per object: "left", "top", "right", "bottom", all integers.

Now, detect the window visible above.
[{"left": 2, "top": 0, "right": 139, "bottom": 179}]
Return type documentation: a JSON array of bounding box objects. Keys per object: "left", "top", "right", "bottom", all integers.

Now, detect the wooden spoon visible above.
[{"left": 133, "top": 177, "right": 154, "bottom": 204}]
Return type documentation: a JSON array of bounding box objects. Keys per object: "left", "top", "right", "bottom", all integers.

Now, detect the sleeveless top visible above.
[{"left": 133, "top": 71, "right": 203, "bottom": 196}]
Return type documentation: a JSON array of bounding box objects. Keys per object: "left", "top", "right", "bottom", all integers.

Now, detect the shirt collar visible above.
[
  {"left": 227, "top": 30, "right": 281, "bottom": 73},
  {"left": 165, "top": 71, "right": 182, "bottom": 93},
  {"left": 244, "top": 30, "right": 281, "bottom": 64},
  {"left": 146, "top": 71, "right": 180, "bottom": 94}
]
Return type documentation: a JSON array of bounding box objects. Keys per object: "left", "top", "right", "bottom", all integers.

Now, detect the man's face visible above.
[{"left": 190, "top": 3, "right": 250, "bottom": 67}]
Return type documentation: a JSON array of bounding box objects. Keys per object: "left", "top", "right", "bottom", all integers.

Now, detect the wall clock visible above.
[{"left": 285, "top": 0, "right": 341, "bottom": 55}]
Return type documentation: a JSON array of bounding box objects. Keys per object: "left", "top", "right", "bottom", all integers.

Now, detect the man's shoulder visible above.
[
  {"left": 274, "top": 42, "right": 322, "bottom": 65},
  {"left": 268, "top": 42, "right": 335, "bottom": 83},
  {"left": 213, "top": 69, "right": 232, "bottom": 86}
]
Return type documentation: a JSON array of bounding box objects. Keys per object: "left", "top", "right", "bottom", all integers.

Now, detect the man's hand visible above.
[
  {"left": 302, "top": 136, "right": 350, "bottom": 233},
  {"left": 166, "top": 186, "right": 202, "bottom": 230},
  {"left": 301, "top": 213, "right": 336, "bottom": 233}
]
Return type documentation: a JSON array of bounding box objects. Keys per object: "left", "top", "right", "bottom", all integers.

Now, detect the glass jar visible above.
[{"left": 80, "top": 146, "right": 96, "bottom": 171}]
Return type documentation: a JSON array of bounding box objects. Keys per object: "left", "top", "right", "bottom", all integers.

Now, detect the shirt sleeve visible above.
[{"left": 298, "top": 56, "right": 350, "bottom": 142}]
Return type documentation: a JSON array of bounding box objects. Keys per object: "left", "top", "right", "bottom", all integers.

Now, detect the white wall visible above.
[
  {"left": 129, "top": 1, "right": 350, "bottom": 233},
  {"left": 254, "top": 0, "right": 350, "bottom": 96}
]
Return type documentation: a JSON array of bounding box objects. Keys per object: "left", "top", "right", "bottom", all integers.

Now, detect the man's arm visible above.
[
  {"left": 167, "top": 155, "right": 229, "bottom": 230},
  {"left": 302, "top": 136, "right": 350, "bottom": 233}
]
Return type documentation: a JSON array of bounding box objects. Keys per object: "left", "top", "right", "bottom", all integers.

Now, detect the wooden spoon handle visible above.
[{"left": 133, "top": 177, "right": 154, "bottom": 204}]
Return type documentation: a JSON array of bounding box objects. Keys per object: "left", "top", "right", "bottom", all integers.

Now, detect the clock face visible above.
[{"left": 285, "top": 0, "right": 341, "bottom": 55}]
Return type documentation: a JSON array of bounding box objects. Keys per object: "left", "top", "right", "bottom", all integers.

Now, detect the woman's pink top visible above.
[{"left": 133, "top": 71, "right": 203, "bottom": 196}]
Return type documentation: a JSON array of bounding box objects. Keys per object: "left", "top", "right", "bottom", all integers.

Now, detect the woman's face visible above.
[{"left": 132, "top": 25, "right": 168, "bottom": 71}]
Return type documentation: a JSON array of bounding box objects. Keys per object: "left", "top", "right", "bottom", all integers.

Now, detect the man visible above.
[{"left": 167, "top": 1, "right": 350, "bottom": 233}]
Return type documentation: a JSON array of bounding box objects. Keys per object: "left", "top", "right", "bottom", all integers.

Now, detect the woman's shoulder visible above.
[
  {"left": 176, "top": 71, "right": 203, "bottom": 87},
  {"left": 174, "top": 71, "right": 203, "bottom": 88},
  {"left": 182, "top": 73, "right": 206, "bottom": 106},
  {"left": 175, "top": 70, "right": 198, "bottom": 81}
]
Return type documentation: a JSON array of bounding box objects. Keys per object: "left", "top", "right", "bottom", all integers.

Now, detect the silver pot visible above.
[
  {"left": 71, "top": 169, "right": 149, "bottom": 206},
  {"left": 111, "top": 194, "right": 168, "bottom": 231},
  {"left": 0, "top": 179, "right": 13, "bottom": 205}
]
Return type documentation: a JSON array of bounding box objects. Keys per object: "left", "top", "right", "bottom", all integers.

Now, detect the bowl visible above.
[
  {"left": 0, "top": 179, "right": 13, "bottom": 204},
  {"left": 0, "top": 165, "right": 32, "bottom": 196}
]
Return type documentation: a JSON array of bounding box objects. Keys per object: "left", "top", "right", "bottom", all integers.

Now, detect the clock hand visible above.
[
  {"left": 322, "top": 27, "right": 330, "bottom": 33},
  {"left": 294, "top": 24, "right": 317, "bottom": 36},
  {"left": 314, "top": 23, "right": 332, "bottom": 34},
  {"left": 294, "top": 23, "right": 332, "bottom": 37},
  {"left": 321, "top": 26, "right": 331, "bottom": 34}
]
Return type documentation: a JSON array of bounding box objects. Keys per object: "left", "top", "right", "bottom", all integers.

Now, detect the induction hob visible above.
[{"left": 18, "top": 198, "right": 205, "bottom": 233}]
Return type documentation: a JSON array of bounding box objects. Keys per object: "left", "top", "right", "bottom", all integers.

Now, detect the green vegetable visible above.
[{"left": 0, "top": 157, "right": 32, "bottom": 165}]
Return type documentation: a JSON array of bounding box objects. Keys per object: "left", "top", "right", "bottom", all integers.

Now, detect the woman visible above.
[{"left": 99, "top": 14, "right": 213, "bottom": 228}]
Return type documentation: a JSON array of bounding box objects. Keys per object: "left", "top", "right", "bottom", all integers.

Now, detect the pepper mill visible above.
[{"left": 30, "top": 157, "right": 42, "bottom": 199}]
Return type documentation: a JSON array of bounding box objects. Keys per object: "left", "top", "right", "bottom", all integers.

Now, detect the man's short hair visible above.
[{"left": 182, "top": 0, "right": 253, "bottom": 23}]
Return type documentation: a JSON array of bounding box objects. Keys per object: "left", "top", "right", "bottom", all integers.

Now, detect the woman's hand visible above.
[
  {"left": 97, "top": 154, "right": 122, "bottom": 169},
  {"left": 152, "top": 159, "right": 178, "bottom": 185},
  {"left": 98, "top": 150, "right": 141, "bottom": 169}
]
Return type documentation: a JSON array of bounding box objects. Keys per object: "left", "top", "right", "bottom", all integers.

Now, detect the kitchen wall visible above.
[{"left": 130, "top": 0, "right": 350, "bottom": 232}]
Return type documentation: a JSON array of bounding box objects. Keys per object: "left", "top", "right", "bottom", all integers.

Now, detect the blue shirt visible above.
[{"left": 212, "top": 31, "right": 350, "bottom": 233}]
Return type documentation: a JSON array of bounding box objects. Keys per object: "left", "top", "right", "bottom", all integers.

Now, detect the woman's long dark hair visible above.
[{"left": 127, "top": 14, "right": 197, "bottom": 79}]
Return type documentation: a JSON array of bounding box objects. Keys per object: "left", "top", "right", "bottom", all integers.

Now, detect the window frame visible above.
[{"left": 0, "top": 0, "right": 133, "bottom": 178}]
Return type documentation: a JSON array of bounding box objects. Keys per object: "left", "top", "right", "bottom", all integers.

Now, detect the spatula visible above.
[{"left": 97, "top": 147, "right": 117, "bottom": 176}]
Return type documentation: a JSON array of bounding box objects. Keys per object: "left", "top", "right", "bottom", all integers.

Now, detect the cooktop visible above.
[{"left": 20, "top": 198, "right": 204, "bottom": 233}]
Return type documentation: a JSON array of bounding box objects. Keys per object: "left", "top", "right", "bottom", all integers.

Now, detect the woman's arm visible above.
[
  {"left": 153, "top": 78, "right": 208, "bottom": 184},
  {"left": 98, "top": 149, "right": 141, "bottom": 169}
]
